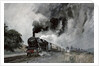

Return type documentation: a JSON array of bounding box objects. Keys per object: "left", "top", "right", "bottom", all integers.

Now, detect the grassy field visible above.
[{"left": 64, "top": 52, "right": 94, "bottom": 63}]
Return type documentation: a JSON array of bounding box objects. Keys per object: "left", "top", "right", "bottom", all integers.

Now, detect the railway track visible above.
[{"left": 4, "top": 54, "right": 39, "bottom": 63}]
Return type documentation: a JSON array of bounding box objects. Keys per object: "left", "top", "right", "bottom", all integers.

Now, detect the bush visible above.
[{"left": 4, "top": 24, "right": 23, "bottom": 52}]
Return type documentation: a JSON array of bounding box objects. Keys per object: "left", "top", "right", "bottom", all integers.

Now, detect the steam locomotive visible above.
[
  {"left": 26, "top": 26, "right": 63, "bottom": 56},
  {"left": 26, "top": 36, "right": 52, "bottom": 56}
]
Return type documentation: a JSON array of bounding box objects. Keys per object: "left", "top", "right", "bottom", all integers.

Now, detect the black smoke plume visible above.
[{"left": 32, "top": 17, "right": 67, "bottom": 36}]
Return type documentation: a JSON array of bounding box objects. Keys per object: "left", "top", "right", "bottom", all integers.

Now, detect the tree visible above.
[{"left": 4, "top": 24, "right": 23, "bottom": 52}]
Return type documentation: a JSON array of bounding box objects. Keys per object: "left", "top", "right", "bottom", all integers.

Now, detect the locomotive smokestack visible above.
[
  {"left": 33, "top": 32, "right": 35, "bottom": 37},
  {"left": 32, "top": 28, "right": 35, "bottom": 37}
]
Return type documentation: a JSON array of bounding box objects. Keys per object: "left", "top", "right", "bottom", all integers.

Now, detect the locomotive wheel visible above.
[{"left": 27, "top": 53, "right": 31, "bottom": 57}]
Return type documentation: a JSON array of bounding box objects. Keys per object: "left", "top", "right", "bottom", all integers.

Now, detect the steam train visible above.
[
  {"left": 26, "top": 27, "right": 64, "bottom": 56},
  {"left": 26, "top": 37, "right": 52, "bottom": 56}
]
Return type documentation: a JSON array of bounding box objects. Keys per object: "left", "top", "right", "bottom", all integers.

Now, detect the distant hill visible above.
[{"left": 87, "top": 48, "right": 94, "bottom": 53}]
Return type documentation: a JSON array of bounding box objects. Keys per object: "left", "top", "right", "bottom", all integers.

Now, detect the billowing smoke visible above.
[
  {"left": 32, "top": 17, "right": 67, "bottom": 36},
  {"left": 4, "top": 3, "right": 94, "bottom": 50}
]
